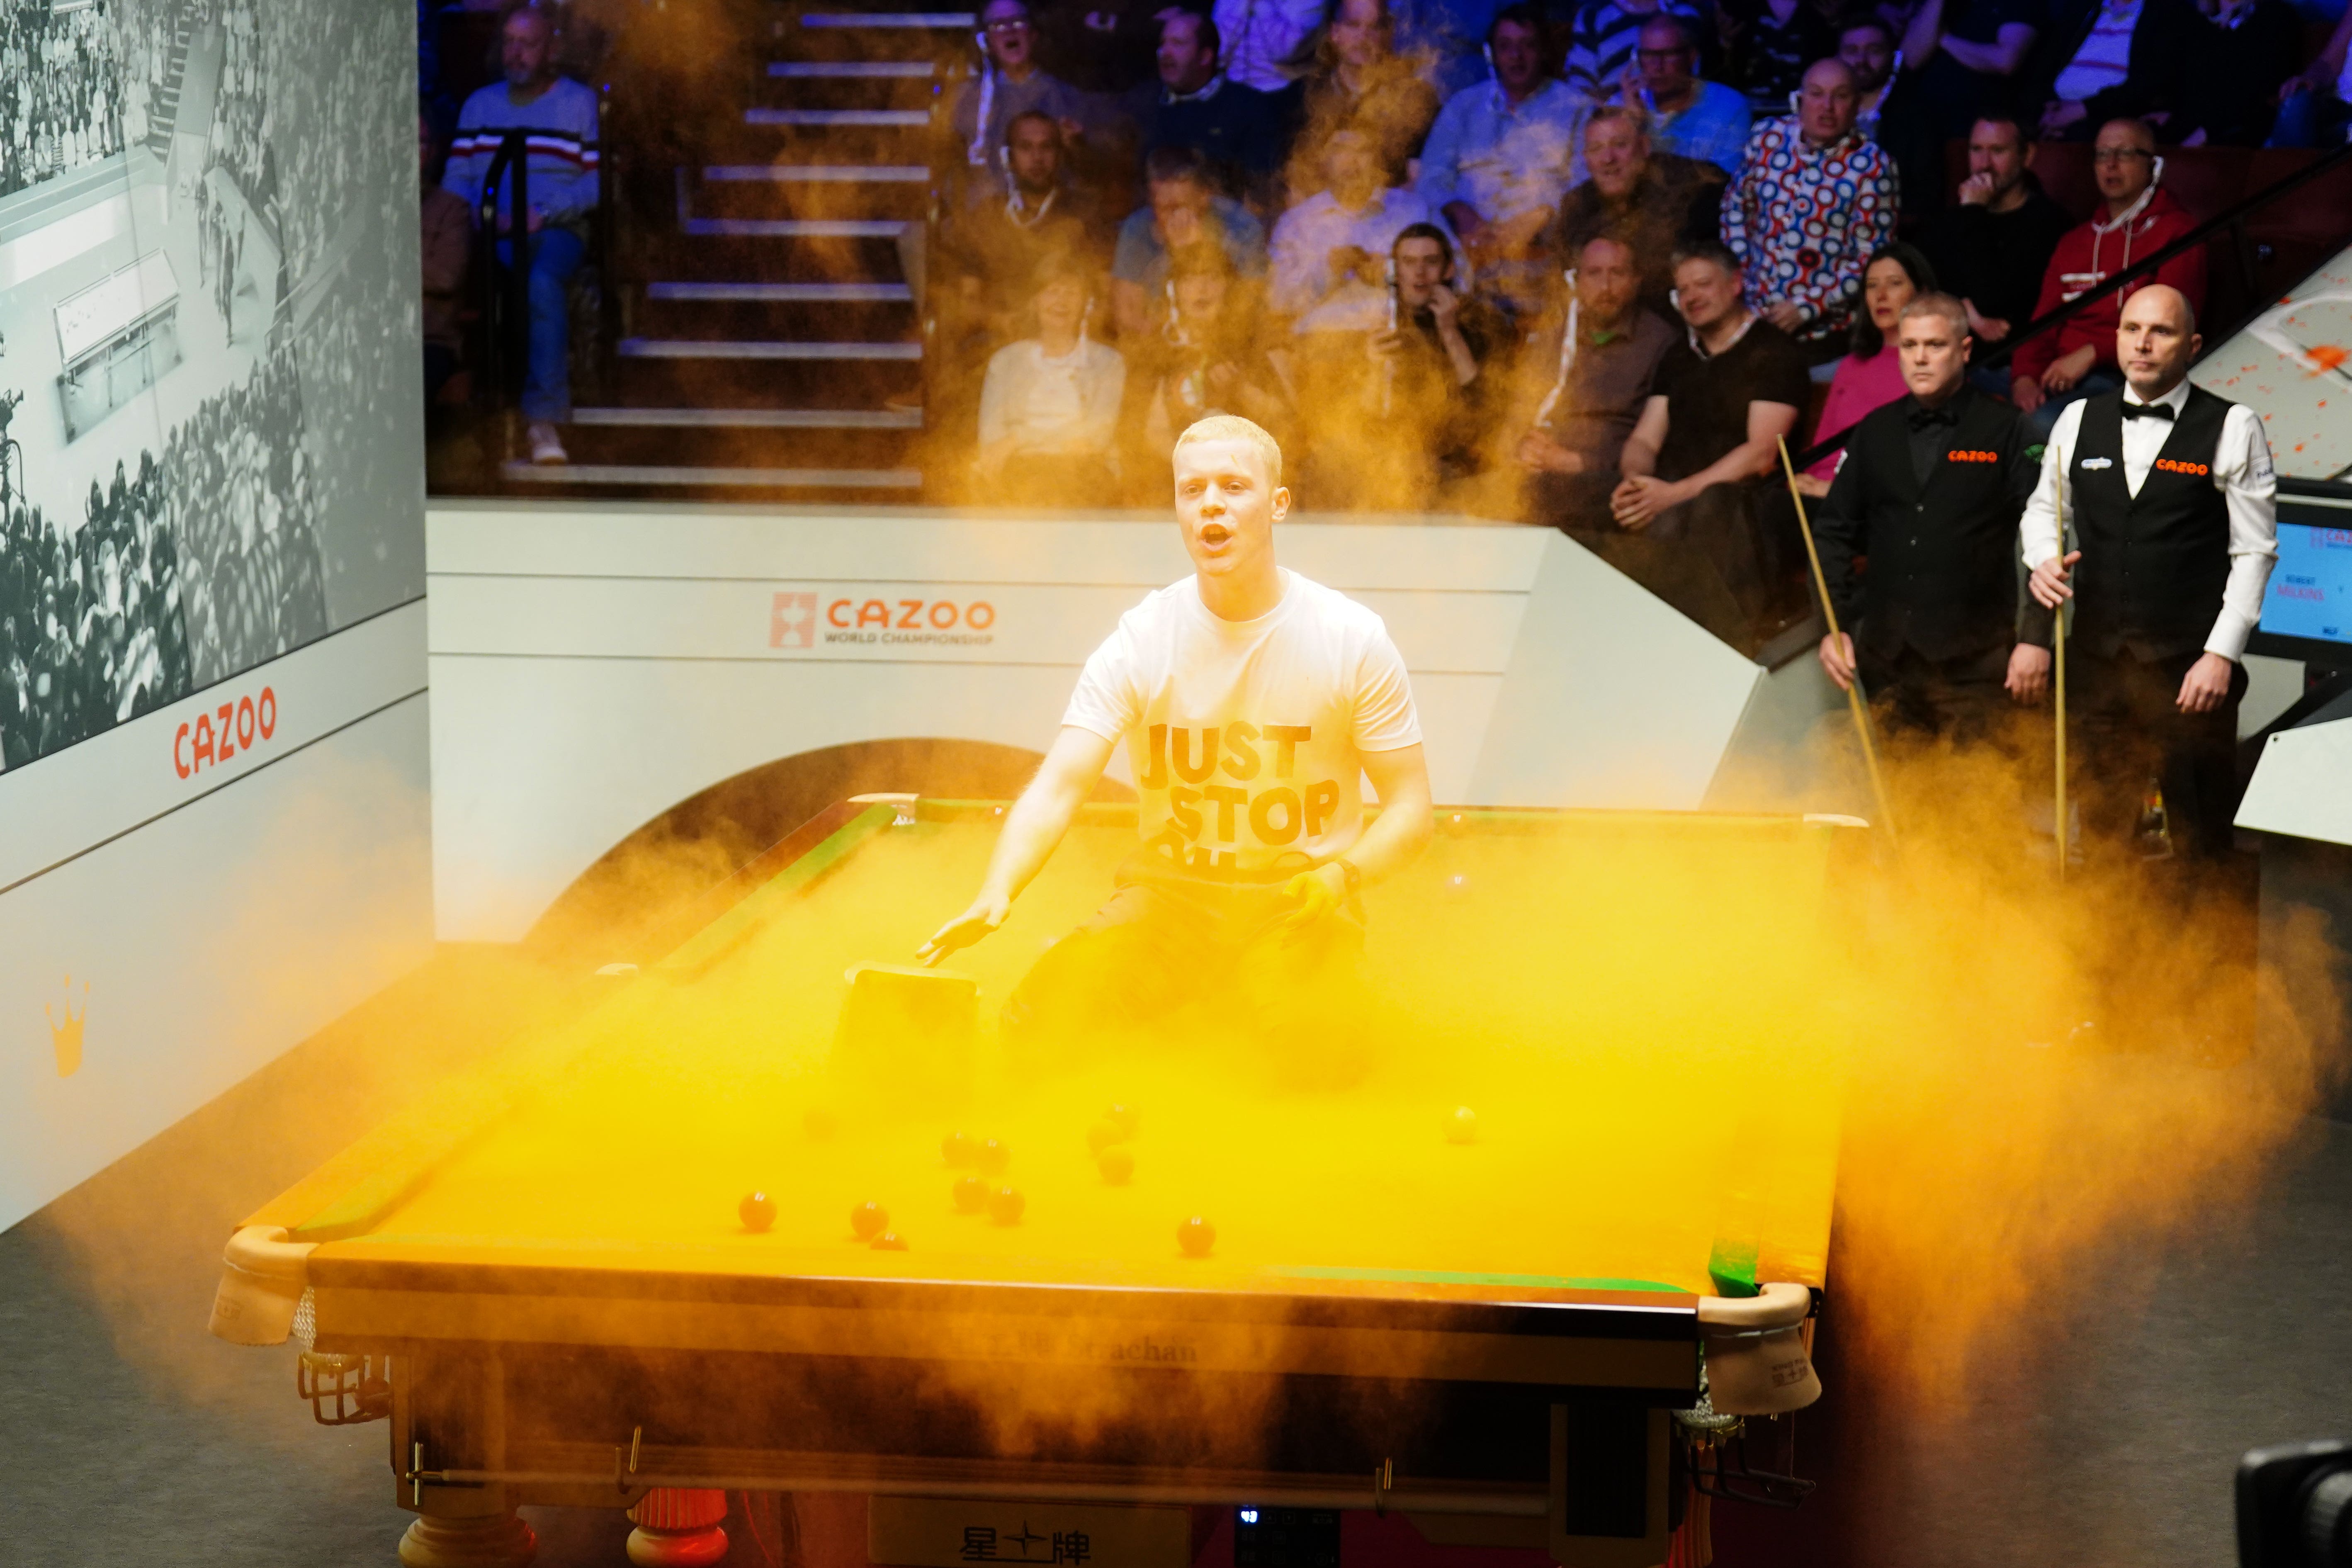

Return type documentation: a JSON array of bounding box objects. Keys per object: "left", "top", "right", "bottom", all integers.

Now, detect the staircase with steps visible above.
[
  {"left": 143, "top": 9, "right": 198, "bottom": 156},
  {"left": 496, "top": 2, "right": 978, "bottom": 498}
]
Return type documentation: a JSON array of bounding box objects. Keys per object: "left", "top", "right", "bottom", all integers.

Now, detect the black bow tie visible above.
[
  {"left": 2120, "top": 399, "right": 2176, "bottom": 422},
  {"left": 1907, "top": 404, "right": 1958, "bottom": 431}
]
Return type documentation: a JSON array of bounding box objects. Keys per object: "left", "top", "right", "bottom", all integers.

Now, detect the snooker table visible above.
[{"left": 210, "top": 798, "right": 1859, "bottom": 1568}]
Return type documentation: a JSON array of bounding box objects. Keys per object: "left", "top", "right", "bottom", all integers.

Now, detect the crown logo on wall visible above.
[{"left": 45, "top": 975, "right": 88, "bottom": 1079}]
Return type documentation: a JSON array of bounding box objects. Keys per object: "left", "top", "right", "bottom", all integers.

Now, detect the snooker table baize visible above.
[{"left": 210, "top": 798, "right": 1857, "bottom": 1568}]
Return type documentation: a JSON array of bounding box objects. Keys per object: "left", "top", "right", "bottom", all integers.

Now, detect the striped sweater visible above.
[{"left": 440, "top": 76, "right": 600, "bottom": 232}]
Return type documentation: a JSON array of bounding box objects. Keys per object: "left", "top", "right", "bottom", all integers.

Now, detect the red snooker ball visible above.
[
  {"left": 1086, "top": 1120, "right": 1125, "bottom": 1155},
  {"left": 952, "top": 1175, "right": 989, "bottom": 1213},
  {"left": 870, "top": 1232, "right": 909, "bottom": 1251},
  {"left": 851, "top": 1201, "right": 889, "bottom": 1241},
  {"left": 739, "top": 1191, "right": 778, "bottom": 1233},
  {"left": 1097, "top": 1147, "right": 1135, "bottom": 1185},
  {"left": 942, "top": 1131, "right": 975, "bottom": 1167},
  {"left": 1105, "top": 1104, "right": 1141, "bottom": 1140},
  {"left": 987, "top": 1185, "right": 1025, "bottom": 1225},
  {"left": 974, "top": 1138, "right": 1011, "bottom": 1176},
  {"left": 1176, "top": 1216, "right": 1215, "bottom": 1258}
]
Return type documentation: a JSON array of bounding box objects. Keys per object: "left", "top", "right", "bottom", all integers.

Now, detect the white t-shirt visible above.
[{"left": 1062, "top": 569, "right": 1422, "bottom": 876}]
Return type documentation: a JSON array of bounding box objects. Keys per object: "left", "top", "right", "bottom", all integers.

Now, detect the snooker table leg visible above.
[
  {"left": 393, "top": 1349, "right": 537, "bottom": 1568},
  {"left": 625, "top": 1488, "right": 730, "bottom": 1566},
  {"left": 397, "top": 1510, "right": 538, "bottom": 1568}
]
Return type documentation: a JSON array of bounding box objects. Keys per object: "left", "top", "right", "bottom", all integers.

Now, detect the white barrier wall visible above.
[
  {"left": 427, "top": 501, "right": 1849, "bottom": 942},
  {"left": 0, "top": 0, "right": 427, "bottom": 1229}
]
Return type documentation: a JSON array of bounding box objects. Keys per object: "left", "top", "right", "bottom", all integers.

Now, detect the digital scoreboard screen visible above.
[{"left": 2261, "top": 507, "right": 2352, "bottom": 651}]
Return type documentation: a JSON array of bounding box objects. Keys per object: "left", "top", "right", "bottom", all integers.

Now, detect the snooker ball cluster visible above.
[
  {"left": 944, "top": 1130, "right": 1023, "bottom": 1225},
  {"left": 1089, "top": 1104, "right": 1140, "bottom": 1184}
]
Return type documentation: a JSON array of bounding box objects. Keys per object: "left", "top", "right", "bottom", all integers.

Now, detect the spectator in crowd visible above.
[
  {"left": 2036, "top": 0, "right": 2158, "bottom": 138},
  {"left": 2010, "top": 117, "right": 2206, "bottom": 431},
  {"left": 2273, "top": 5, "right": 2352, "bottom": 148},
  {"left": 1918, "top": 114, "right": 2073, "bottom": 356},
  {"left": 953, "top": 0, "right": 1098, "bottom": 191},
  {"left": 1508, "top": 232, "right": 1678, "bottom": 534},
  {"left": 1112, "top": 144, "right": 1271, "bottom": 339},
  {"left": 1625, "top": 15, "right": 1752, "bottom": 177},
  {"left": 1213, "top": 0, "right": 1327, "bottom": 103},
  {"left": 1720, "top": 0, "right": 1835, "bottom": 104},
  {"left": 1293, "top": 0, "right": 1444, "bottom": 187},
  {"left": 977, "top": 253, "right": 1128, "bottom": 504},
  {"left": 2038, "top": 0, "right": 2300, "bottom": 147},
  {"left": 1039, "top": 0, "right": 1161, "bottom": 94},
  {"left": 1568, "top": 0, "right": 1705, "bottom": 102},
  {"left": 1811, "top": 292, "right": 2053, "bottom": 741},
  {"left": 1124, "top": 244, "right": 1294, "bottom": 465},
  {"left": 1900, "top": 0, "right": 2042, "bottom": 144},
  {"left": 1610, "top": 241, "right": 1809, "bottom": 640},
  {"left": 1555, "top": 103, "right": 1726, "bottom": 321},
  {"left": 420, "top": 110, "right": 472, "bottom": 406},
  {"left": 0, "top": 0, "right": 124, "bottom": 199},
  {"left": 1720, "top": 58, "right": 1898, "bottom": 360},
  {"left": 1799, "top": 241, "right": 1936, "bottom": 490},
  {"left": 1417, "top": 6, "right": 1589, "bottom": 317},
  {"left": 1269, "top": 125, "right": 1458, "bottom": 321},
  {"left": 440, "top": 3, "right": 601, "bottom": 466},
  {"left": 1132, "top": 10, "right": 1290, "bottom": 196},
  {"left": 1837, "top": 15, "right": 1900, "bottom": 139},
  {"left": 1356, "top": 223, "right": 1511, "bottom": 501},
  {"left": 946, "top": 111, "right": 1107, "bottom": 348}
]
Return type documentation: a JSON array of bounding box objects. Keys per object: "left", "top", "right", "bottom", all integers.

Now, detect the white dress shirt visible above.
[{"left": 2020, "top": 378, "right": 2279, "bottom": 661}]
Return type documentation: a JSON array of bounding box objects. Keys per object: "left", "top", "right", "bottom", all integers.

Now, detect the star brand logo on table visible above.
[
  {"left": 770, "top": 591, "right": 819, "bottom": 649},
  {"left": 45, "top": 975, "right": 88, "bottom": 1078}
]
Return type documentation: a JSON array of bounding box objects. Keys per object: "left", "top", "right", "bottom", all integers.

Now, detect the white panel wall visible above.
[
  {"left": 429, "top": 502, "right": 1820, "bottom": 942},
  {"left": 0, "top": 606, "right": 433, "bottom": 1230}
]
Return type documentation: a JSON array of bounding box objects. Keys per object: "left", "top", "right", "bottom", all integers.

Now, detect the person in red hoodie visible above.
[{"left": 2009, "top": 116, "right": 2205, "bottom": 436}]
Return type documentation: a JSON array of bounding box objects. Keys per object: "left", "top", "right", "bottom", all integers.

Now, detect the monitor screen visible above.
[{"left": 2261, "top": 506, "right": 2352, "bottom": 649}]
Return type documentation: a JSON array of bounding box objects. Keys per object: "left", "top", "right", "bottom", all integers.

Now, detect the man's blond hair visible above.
[{"left": 1173, "top": 414, "right": 1283, "bottom": 487}]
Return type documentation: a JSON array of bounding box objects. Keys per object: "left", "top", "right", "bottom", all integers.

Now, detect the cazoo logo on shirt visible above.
[{"left": 770, "top": 590, "right": 998, "bottom": 649}]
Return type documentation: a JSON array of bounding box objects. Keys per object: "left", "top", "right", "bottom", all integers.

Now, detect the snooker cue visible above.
[
  {"left": 1776, "top": 437, "right": 1898, "bottom": 845},
  {"left": 2052, "top": 447, "right": 2069, "bottom": 882}
]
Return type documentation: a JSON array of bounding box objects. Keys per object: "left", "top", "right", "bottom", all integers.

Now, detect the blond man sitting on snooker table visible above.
[{"left": 920, "top": 415, "right": 1436, "bottom": 1070}]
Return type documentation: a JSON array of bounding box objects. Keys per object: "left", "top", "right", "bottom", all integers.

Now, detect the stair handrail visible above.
[
  {"left": 1796, "top": 136, "right": 2352, "bottom": 470},
  {"left": 475, "top": 128, "right": 532, "bottom": 457}
]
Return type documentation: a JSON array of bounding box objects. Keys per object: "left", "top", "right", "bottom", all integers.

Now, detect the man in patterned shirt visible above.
[{"left": 1719, "top": 57, "right": 1898, "bottom": 362}]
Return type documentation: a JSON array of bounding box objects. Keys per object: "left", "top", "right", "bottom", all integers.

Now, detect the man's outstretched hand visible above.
[
  {"left": 917, "top": 895, "right": 1010, "bottom": 966},
  {"left": 1276, "top": 863, "right": 1348, "bottom": 943}
]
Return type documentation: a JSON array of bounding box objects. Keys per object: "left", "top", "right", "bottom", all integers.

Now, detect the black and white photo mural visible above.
[{"left": 0, "top": 0, "right": 421, "bottom": 770}]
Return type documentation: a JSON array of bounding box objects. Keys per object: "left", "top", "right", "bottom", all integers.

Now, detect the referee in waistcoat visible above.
[
  {"left": 1813, "top": 293, "right": 2055, "bottom": 740},
  {"left": 2024, "top": 284, "right": 2280, "bottom": 863}
]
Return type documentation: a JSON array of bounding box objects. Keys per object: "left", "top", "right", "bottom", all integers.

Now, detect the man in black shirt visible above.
[
  {"left": 1814, "top": 292, "right": 2053, "bottom": 742},
  {"left": 1918, "top": 115, "right": 2074, "bottom": 365},
  {"left": 1611, "top": 241, "right": 1809, "bottom": 644}
]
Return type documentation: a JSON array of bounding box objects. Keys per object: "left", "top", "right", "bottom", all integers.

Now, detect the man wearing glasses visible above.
[
  {"left": 952, "top": 0, "right": 1096, "bottom": 192},
  {"left": 1625, "top": 16, "right": 1750, "bottom": 178},
  {"left": 2009, "top": 117, "right": 2205, "bottom": 436}
]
